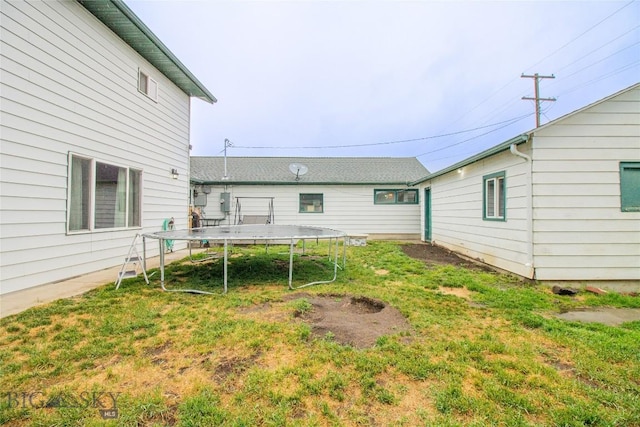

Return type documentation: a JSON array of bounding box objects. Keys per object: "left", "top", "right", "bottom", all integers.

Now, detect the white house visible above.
[
  {"left": 413, "top": 83, "right": 640, "bottom": 286},
  {"left": 190, "top": 157, "right": 428, "bottom": 239},
  {"left": 0, "top": 0, "right": 216, "bottom": 295}
]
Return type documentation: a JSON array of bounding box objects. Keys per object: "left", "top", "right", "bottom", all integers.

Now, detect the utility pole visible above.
[
  {"left": 223, "top": 138, "right": 232, "bottom": 180},
  {"left": 521, "top": 73, "right": 556, "bottom": 127}
]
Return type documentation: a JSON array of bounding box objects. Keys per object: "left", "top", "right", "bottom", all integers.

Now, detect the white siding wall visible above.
[
  {"left": 425, "top": 147, "right": 532, "bottom": 277},
  {"left": 531, "top": 86, "right": 640, "bottom": 281},
  {"left": 0, "top": 0, "right": 192, "bottom": 294},
  {"left": 198, "top": 184, "right": 422, "bottom": 237}
]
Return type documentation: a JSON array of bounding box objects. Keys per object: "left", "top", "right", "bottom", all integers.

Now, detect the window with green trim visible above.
[
  {"left": 374, "top": 189, "right": 418, "bottom": 204},
  {"left": 299, "top": 193, "right": 323, "bottom": 213},
  {"left": 620, "top": 162, "right": 640, "bottom": 212},
  {"left": 483, "top": 172, "right": 505, "bottom": 221}
]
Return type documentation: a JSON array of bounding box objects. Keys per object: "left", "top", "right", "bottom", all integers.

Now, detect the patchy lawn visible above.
[{"left": 1, "top": 241, "right": 639, "bottom": 426}]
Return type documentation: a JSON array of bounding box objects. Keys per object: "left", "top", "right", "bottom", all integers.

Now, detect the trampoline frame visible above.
[{"left": 141, "top": 224, "right": 347, "bottom": 294}]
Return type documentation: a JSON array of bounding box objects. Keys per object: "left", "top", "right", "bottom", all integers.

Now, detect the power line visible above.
[
  {"left": 556, "top": 60, "right": 640, "bottom": 97},
  {"left": 231, "top": 113, "right": 534, "bottom": 150},
  {"left": 414, "top": 113, "right": 533, "bottom": 158},
  {"left": 558, "top": 41, "right": 640, "bottom": 80},
  {"left": 434, "top": 3, "right": 636, "bottom": 137},
  {"left": 552, "top": 25, "right": 640, "bottom": 75},
  {"left": 525, "top": 0, "right": 637, "bottom": 71}
]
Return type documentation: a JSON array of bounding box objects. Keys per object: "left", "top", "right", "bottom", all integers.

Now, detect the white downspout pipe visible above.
[{"left": 510, "top": 141, "right": 535, "bottom": 279}]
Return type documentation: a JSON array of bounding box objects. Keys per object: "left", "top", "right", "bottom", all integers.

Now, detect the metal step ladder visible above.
[{"left": 115, "top": 234, "right": 149, "bottom": 290}]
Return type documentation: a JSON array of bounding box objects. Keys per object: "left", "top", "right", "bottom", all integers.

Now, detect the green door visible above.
[{"left": 424, "top": 188, "right": 432, "bottom": 241}]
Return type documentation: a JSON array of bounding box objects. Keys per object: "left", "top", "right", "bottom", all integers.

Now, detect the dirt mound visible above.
[{"left": 286, "top": 293, "right": 411, "bottom": 348}]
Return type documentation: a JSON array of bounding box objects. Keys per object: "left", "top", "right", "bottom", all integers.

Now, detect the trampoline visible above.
[{"left": 142, "top": 224, "right": 347, "bottom": 294}]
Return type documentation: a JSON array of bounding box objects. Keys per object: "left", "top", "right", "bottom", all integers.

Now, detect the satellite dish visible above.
[{"left": 288, "top": 163, "right": 308, "bottom": 181}]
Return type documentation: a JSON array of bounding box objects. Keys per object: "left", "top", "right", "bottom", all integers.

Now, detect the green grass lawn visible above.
[{"left": 1, "top": 241, "right": 639, "bottom": 426}]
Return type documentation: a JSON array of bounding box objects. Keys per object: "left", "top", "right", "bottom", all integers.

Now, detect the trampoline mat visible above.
[{"left": 144, "top": 224, "right": 346, "bottom": 242}]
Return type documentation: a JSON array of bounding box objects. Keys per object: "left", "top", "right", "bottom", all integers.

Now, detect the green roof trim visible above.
[
  {"left": 410, "top": 83, "right": 640, "bottom": 186},
  {"left": 410, "top": 134, "right": 529, "bottom": 185},
  {"left": 78, "top": 0, "right": 216, "bottom": 103}
]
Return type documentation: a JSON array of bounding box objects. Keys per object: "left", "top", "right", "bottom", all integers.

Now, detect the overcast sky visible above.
[{"left": 125, "top": 0, "right": 640, "bottom": 173}]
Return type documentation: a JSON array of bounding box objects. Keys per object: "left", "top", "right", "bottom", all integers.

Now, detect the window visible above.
[
  {"left": 138, "top": 69, "right": 158, "bottom": 101},
  {"left": 68, "top": 156, "right": 91, "bottom": 231},
  {"left": 620, "top": 162, "right": 640, "bottom": 212},
  {"left": 483, "top": 172, "right": 505, "bottom": 221},
  {"left": 68, "top": 154, "right": 142, "bottom": 232},
  {"left": 300, "top": 193, "right": 323, "bottom": 213},
  {"left": 374, "top": 189, "right": 418, "bottom": 204}
]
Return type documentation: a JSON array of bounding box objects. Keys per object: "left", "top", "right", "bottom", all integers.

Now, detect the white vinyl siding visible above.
[
  {"left": 531, "top": 85, "right": 640, "bottom": 281},
  {"left": 417, "top": 84, "right": 639, "bottom": 283},
  {"left": 0, "top": 1, "right": 192, "bottom": 294},
  {"left": 421, "top": 149, "right": 532, "bottom": 277},
  {"left": 197, "top": 185, "right": 422, "bottom": 238}
]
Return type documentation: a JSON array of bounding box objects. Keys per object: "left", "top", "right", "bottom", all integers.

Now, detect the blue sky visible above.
[{"left": 125, "top": 0, "right": 640, "bottom": 173}]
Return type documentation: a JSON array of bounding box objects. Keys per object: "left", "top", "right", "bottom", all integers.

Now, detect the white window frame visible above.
[
  {"left": 138, "top": 68, "right": 158, "bottom": 101},
  {"left": 67, "top": 153, "right": 143, "bottom": 234}
]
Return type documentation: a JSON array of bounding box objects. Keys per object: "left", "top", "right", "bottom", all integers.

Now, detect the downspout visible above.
[{"left": 510, "top": 140, "right": 535, "bottom": 279}]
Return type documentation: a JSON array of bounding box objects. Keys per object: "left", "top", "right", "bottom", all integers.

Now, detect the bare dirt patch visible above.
[
  {"left": 438, "top": 286, "right": 473, "bottom": 300},
  {"left": 403, "top": 244, "right": 640, "bottom": 326},
  {"left": 285, "top": 293, "right": 411, "bottom": 348},
  {"left": 401, "top": 243, "right": 492, "bottom": 271}
]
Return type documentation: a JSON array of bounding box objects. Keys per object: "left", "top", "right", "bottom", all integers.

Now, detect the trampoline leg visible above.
[
  {"left": 142, "top": 236, "right": 147, "bottom": 280},
  {"left": 334, "top": 237, "right": 340, "bottom": 272},
  {"left": 223, "top": 239, "right": 228, "bottom": 294},
  {"left": 288, "top": 238, "right": 295, "bottom": 289},
  {"left": 342, "top": 236, "right": 347, "bottom": 269},
  {"left": 159, "top": 239, "right": 166, "bottom": 291}
]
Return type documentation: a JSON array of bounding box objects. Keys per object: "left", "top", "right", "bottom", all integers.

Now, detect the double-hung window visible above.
[
  {"left": 483, "top": 171, "right": 505, "bottom": 221},
  {"left": 68, "top": 154, "right": 142, "bottom": 232}
]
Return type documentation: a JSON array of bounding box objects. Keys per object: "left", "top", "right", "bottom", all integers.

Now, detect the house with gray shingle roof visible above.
[{"left": 190, "top": 157, "right": 429, "bottom": 239}]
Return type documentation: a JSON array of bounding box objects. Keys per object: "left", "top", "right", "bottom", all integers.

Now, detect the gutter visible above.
[
  {"left": 510, "top": 140, "right": 535, "bottom": 279},
  {"left": 410, "top": 134, "right": 529, "bottom": 186}
]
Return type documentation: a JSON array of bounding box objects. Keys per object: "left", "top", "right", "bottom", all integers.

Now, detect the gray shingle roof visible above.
[{"left": 191, "top": 157, "right": 429, "bottom": 185}]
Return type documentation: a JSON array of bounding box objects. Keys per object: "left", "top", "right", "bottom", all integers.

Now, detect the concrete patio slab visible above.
[
  {"left": 0, "top": 248, "right": 203, "bottom": 319},
  {"left": 556, "top": 308, "right": 640, "bottom": 326}
]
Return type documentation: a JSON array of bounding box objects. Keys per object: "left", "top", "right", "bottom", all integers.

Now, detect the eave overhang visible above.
[
  {"left": 410, "top": 134, "right": 529, "bottom": 185},
  {"left": 78, "top": 0, "right": 216, "bottom": 103}
]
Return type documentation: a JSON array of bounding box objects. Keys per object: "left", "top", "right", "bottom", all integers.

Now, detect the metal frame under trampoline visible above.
[{"left": 142, "top": 224, "right": 347, "bottom": 294}]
